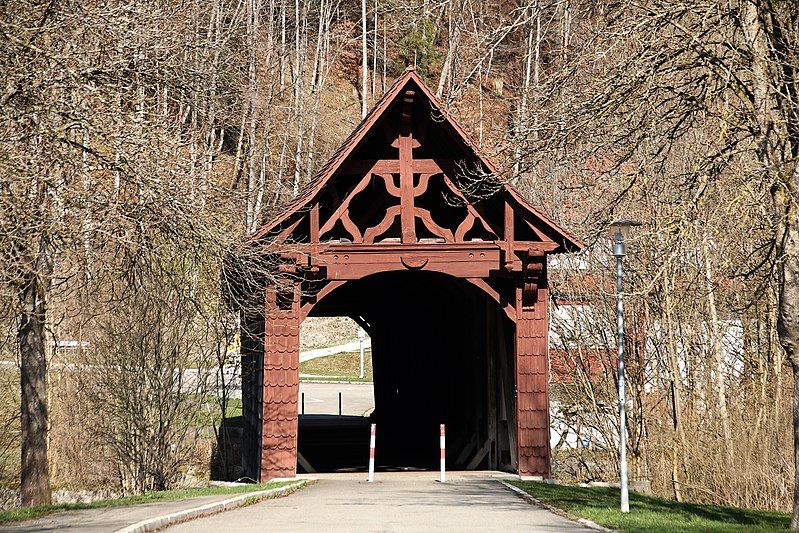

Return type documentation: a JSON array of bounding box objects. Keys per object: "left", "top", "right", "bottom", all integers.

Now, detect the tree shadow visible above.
[{"left": 210, "top": 416, "right": 244, "bottom": 481}]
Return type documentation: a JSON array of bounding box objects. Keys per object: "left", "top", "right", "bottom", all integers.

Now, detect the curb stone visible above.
[
  {"left": 497, "top": 480, "right": 614, "bottom": 532},
  {"left": 114, "top": 480, "right": 309, "bottom": 533}
]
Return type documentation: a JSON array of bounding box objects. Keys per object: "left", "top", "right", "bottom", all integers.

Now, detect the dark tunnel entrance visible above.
[{"left": 298, "top": 270, "right": 518, "bottom": 473}]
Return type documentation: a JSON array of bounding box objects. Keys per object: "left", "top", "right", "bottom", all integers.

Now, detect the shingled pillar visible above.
[
  {"left": 515, "top": 286, "right": 551, "bottom": 478},
  {"left": 261, "top": 283, "right": 300, "bottom": 480}
]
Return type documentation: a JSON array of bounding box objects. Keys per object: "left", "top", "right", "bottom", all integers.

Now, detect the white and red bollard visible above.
[
  {"left": 367, "top": 423, "right": 376, "bottom": 482},
  {"left": 439, "top": 423, "right": 446, "bottom": 483}
]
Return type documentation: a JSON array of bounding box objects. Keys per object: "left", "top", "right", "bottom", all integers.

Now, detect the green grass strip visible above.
[
  {"left": 299, "top": 350, "right": 373, "bottom": 382},
  {"left": 509, "top": 481, "right": 790, "bottom": 532},
  {"left": 0, "top": 481, "right": 291, "bottom": 525}
]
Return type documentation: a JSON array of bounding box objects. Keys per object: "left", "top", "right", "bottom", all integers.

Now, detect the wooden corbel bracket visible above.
[{"left": 521, "top": 249, "right": 544, "bottom": 309}]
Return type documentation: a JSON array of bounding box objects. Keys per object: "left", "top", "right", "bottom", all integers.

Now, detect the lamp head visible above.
[
  {"left": 609, "top": 218, "right": 642, "bottom": 257},
  {"left": 609, "top": 218, "right": 642, "bottom": 241}
]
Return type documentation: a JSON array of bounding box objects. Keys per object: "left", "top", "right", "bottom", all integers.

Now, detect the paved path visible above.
[
  {"left": 0, "top": 493, "right": 242, "bottom": 533},
  {"left": 299, "top": 382, "right": 374, "bottom": 416},
  {"left": 300, "top": 340, "right": 371, "bottom": 363},
  {"left": 165, "top": 473, "right": 593, "bottom": 533}
]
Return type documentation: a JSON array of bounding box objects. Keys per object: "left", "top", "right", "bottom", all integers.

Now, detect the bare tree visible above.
[
  {"left": 517, "top": 0, "right": 799, "bottom": 520},
  {"left": 361, "top": 0, "right": 369, "bottom": 118}
]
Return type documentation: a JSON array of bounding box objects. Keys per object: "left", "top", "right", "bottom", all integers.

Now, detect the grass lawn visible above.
[
  {"left": 510, "top": 481, "right": 790, "bottom": 532},
  {"left": 299, "top": 350, "right": 373, "bottom": 382},
  {"left": 223, "top": 397, "right": 243, "bottom": 418},
  {"left": 0, "top": 481, "right": 294, "bottom": 525},
  {"left": 191, "top": 396, "right": 244, "bottom": 427}
]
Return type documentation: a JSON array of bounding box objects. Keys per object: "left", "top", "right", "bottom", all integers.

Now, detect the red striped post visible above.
[
  {"left": 439, "top": 423, "right": 446, "bottom": 483},
  {"left": 367, "top": 423, "right": 376, "bottom": 482}
]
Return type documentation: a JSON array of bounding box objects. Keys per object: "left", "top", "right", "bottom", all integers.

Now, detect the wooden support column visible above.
[
  {"left": 261, "top": 282, "right": 301, "bottom": 480},
  {"left": 485, "top": 297, "right": 498, "bottom": 470},
  {"left": 515, "top": 280, "right": 551, "bottom": 478}
]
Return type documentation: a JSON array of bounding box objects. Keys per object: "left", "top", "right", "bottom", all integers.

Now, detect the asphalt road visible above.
[
  {"left": 164, "top": 473, "right": 595, "bottom": 533},
  {"left": 299, "top": 382, "right": 375, "bottom": 416}
]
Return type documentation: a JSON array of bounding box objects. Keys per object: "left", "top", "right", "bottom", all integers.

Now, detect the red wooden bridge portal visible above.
[{"left": 240, "top": 68, "right": 582, "bottom": 481}]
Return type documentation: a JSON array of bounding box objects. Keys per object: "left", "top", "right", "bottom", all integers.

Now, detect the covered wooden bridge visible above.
[{"left": 239, "top": 68, "right": 581, "bottom": 481}]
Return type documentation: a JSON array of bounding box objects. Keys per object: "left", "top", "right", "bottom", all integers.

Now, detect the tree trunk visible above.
[
  {"left": 436, "top": 0, "right": 460, "bottom": 99},
  {"left": 663, "top": 272, "right": 687, "bottom": 502},
  {"left": 19, "top": 236, "right": 52, "bottom": 507},
  {"left": 513, "top": 2, "right": 536, "bottom": 181},
  {"left": 371, "top": 1, "right": 377, "bottom": 97},
  {"left": 778, "top": 173, "right": 799, "bottom": 529},
  {"left": 792, "top": 354, "right": 799, "bottom": 529},
  {"left": 361, "top": 0, "right": 368, "bottom": 118},
  {"left": 703, "top": 241, "right": 732, "bottom": 460},
  {"left": 742, "top": 3, "right": 799, "bottom": 526}
]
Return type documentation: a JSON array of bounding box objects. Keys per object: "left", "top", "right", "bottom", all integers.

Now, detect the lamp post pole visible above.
[
  {"left": 613, "top": 229, "right": 630, "bottom": 513},
  {"left": 358, "top": 328, "right": 366, "bottom": 379}
]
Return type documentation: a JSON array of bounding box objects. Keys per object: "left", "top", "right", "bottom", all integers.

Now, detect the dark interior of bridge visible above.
[{"left": 298, "top": 271, "right": 517, "bottom": 473}]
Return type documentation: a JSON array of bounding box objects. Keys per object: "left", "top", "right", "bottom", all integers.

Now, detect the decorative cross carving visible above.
[{"left": 316, "top": 88, "right": 502, "bottom": 246}]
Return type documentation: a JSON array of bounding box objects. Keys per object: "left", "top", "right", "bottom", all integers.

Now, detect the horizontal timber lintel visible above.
[{"left": 341, "top": 158, "right": 446, "bottom": 175}]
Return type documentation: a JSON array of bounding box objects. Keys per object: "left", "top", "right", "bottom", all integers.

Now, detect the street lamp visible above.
[
  {"left": 358, "top": 327, "right": 367, "bottom": 379},
  {"left": 609, "top": 218, "right": 641, "bottom": 514}
]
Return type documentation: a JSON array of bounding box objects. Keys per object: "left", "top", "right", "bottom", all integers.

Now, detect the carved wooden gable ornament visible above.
[{"left": 252, "top": 67, "right": 581, "bottom": 313}]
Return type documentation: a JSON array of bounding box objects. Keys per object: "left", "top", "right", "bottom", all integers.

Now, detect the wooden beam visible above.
[
  {"left": 496, "top": 307, "right": 517, "bottom": 470},
  {"left": 504, "top": 200, "right": 514, "bottom": 270},
  {"left": 342, "top": 158, "right": 446, "bottom": 175},
  {"left": 487, "top": 304, "right": 497, "bottom": 470},
  {"left": 415, "top": 207, "right": 454, "bottom": 242},
  {"left": 522, "top": 217, "right": 553, "bottom": 243},
  {"left": 455, "top": 213, "right": 476, "bottom": 242},
  {"left": 466, "top": 440, "right": 491, "bottom": 470},
  {"left": 363, "top": 205, "right": 401, "bottom": 244},
  {"left": 413, "top": 172, "right": 436, "bottom": 196},
  {"left": 297, "top": 451, "right": 316, "bottom": 473},
  {"left": 440, "top": 173, "right": 499, "bottom": 239},
  {"left": 466, "top": 277, "right": 517, "bottom": 322},
  {"left": 274, "top": 216, "right": 303, "bottom": 242},
  {"left": 318, "top": 173, "right": 372, "bottom": 237},
  {"left": 513, "top": 241, "right": 559, "bottom": 254},
  {"left": 300, "top": 280, "right": 347, "bottom": 321},
  {"left": 399, "top": 89, "right": 416, "bottom": 243},
  {"left": 376, "top": 173, "right": 400, "bottom": 197},
  {"left": 435, "top": 159, "right": 501, "bottom": 238},
  {"left": 317, "top": 243, "right": 503, "bottom": 280},
  {"left": 310, "top": 203, "right": 320, "bottom": 244},
  {"left": 455, "top": 435, "right": 477, "bottom": 465}
]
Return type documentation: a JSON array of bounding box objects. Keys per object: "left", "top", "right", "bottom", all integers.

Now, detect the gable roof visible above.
[{"left": 250, "top": 67, "right": 583, "bottom": 252}]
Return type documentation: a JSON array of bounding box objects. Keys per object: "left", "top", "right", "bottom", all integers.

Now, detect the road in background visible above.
[
  {"left": 299, "top": 340, "right": 372, "bottom": 363},
  {"left": 298, "top": 382, "right": 374, "bottom": 416}
]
